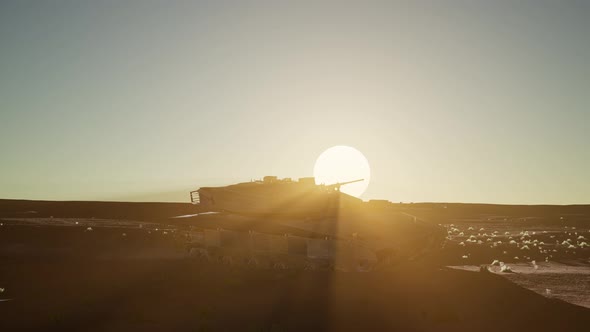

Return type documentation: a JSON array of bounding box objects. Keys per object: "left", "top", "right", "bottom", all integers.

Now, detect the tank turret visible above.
[{"left": 190, "top": 176, "right": 363, "bottom": 217}]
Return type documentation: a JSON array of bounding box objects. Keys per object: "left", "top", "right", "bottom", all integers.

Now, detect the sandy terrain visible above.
[
  {"left": 450, "top": 263, "right": 590, "bottom": 308},
  {"left": 1, "top": 199, "right": 590, "bottom": 331}
]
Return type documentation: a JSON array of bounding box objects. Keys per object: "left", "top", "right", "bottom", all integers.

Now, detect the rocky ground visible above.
[{"left": 439, "top": 221, "right": 590, "bottom": 309}]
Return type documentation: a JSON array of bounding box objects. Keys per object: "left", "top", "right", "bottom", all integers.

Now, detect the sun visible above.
[{"left": 313, "top": 145, "right": 371, "bottom": 198}]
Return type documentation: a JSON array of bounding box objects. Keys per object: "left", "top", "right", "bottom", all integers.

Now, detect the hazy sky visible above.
[{"left": 1, "top": 0, "right": 588, "bottom": 204}]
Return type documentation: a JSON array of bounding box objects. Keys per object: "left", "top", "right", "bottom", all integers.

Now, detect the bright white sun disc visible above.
[{"left": 313, "top": 145, "right": 371, "bottom": 198}]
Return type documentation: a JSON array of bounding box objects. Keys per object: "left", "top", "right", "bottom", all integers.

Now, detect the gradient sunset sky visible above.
[{"left": 1, "top": 1, "right": 588, "bottom": 204}]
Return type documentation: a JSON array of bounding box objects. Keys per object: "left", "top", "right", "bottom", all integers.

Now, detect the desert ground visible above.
[{"left": 1, "top": 199, "right": 589, "bottom": 331}]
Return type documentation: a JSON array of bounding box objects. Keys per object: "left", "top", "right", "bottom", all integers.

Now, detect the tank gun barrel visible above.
[{"left": 326, "top": 179, "right": 364, "bottom": 190}]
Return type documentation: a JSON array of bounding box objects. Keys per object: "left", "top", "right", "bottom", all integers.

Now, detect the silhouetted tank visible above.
[
  {"left": 191, "top": 176, "right": 364, "bottom": 217},
  {"left": 187, "top": 176, "right": 448, "bottom": 270}
]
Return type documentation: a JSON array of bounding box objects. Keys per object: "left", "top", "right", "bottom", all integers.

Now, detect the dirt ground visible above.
[
  {"left": 0, "top": 225, "right": 589, "bottom": 331},
  {"left": 1, "top": 257, "right": 589, "bottom": 331},
  {"left": 1, "top": 200, "right": 590, "bottom": 331}
]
